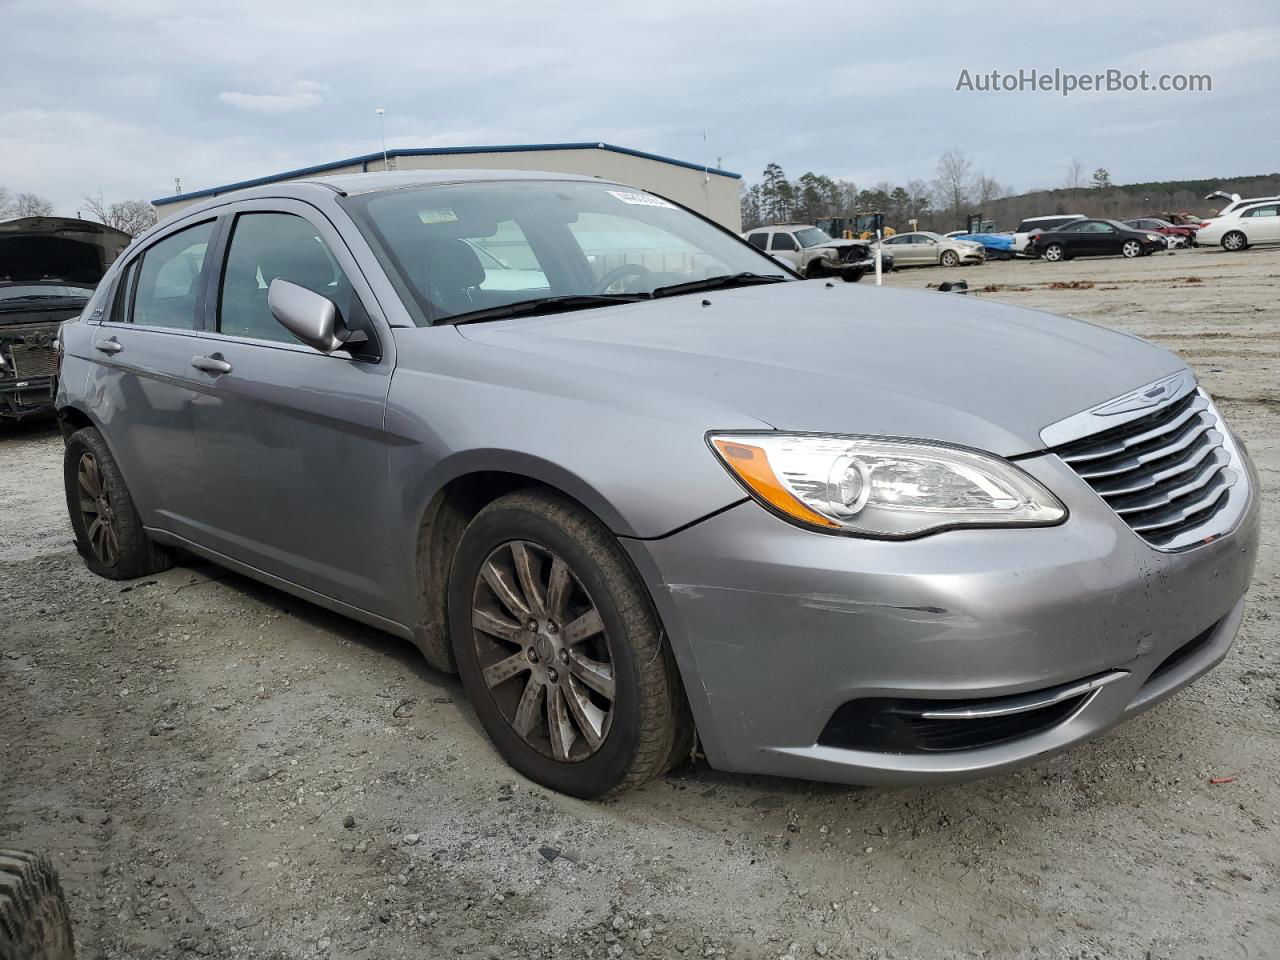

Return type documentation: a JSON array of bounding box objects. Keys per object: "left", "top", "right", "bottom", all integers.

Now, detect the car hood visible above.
[
  {"left": 455, "top": 281, "right": 1185, "bottom": 457},
  {"left": 0, "top": 216, "right": 131, "bottom": 286}
]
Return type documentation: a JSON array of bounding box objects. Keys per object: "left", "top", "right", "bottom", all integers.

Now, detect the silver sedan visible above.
[
  {"left": 877, "top": 230, "right": 985, "bottom": 266},
  {"left": 55, "top": 171, "right": 1258, "bottom": 798}
]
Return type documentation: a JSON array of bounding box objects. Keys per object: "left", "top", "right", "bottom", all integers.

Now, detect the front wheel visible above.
[
  {"left": 63, "top": 426, "right": 172, "bottom": 580},
  {"left": 940, "top": 250, "right": 960, "bottom": 267},
  {"left": 1042, "top": 243, "right": 1065, "bottom": 262},
  {"left": 1222, "top": 231, "right": 1247, "bottom": 252},
  {"left": 1121, "top": 240, "right": 1142, "bottom": 258},
  {"left": 448, "top": 490, "right": 690, "bottom": 798}
]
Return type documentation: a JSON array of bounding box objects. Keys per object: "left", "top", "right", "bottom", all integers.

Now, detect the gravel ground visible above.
[{"left": 2, "top": 246, "right": 1277, "bottom": 960}]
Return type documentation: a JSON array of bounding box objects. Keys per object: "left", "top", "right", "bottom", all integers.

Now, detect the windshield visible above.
[
  {"left": 0, "top": 283, "right": 94, "bottom": 301},
  {"left": 342, "top": 180, "right": 790, "bottom": 325},
  {"left": 794, "top": 227, "right": 834, "bottom": 248}
]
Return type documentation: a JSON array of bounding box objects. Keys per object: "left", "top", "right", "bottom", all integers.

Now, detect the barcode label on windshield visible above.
[{"left": 608, "top": 191, "right": 675, "bottom": 209}]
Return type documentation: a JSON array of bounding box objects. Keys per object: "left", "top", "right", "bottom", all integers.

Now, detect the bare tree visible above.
[
  {"left": 12, "top": 192, "right": 54, "bottom": 217},
  {"left": 82, "top": 192, "right": 157, "bottom": 237},
  {"left": 934, "top": 148, "right": 975, "bottom": 226},
  {"left": 974, "top": 176, "right": 1006, "bottom": 211},
  {"left": 1063, "top": 159, "right": 1087, "bottom": 189},
  {"left": 0, "top": 185, "right": 11, "bottom": 218}
]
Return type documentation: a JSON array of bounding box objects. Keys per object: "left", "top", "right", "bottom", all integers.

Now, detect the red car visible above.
[{"left": 1123, "top": 217, "right": 1198, "bottom": 247}]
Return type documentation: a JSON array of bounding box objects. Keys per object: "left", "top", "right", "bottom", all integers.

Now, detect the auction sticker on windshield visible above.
[
  {"left": 418, "top": 207, "right": 459, "bottom": 224},
  {"left": 608, "top": 191, "right": 675, "bottom": 208}
]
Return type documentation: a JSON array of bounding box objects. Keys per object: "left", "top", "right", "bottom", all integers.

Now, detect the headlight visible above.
[
  {"left": 1147, "top": 234, "right": 1162, "bottom": 242},
  {"left": 708, "top": 433, "right": 1066, "bottom": 538}
]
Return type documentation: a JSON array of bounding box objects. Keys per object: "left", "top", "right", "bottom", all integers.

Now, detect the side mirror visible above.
[{"left": 268, "top": 279, "right": 345, "bottom": 353}]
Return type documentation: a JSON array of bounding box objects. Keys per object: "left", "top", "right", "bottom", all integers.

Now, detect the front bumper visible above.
[
  {"left": 0, "top": 374, "right": 56, "bottom": 420},
  {"left": 622, "top": 451, "right": 1260, "bottom": 785}
]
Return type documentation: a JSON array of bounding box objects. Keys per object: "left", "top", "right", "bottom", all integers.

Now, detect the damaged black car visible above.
[{"left": 0, "top": 216, "right": 130, "bottom": 421}]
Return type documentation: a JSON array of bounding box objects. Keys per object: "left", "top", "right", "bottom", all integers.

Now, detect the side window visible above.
[
  {"left": 131, "top": 221, "right": 215, "bottom": 329},
  {"left": 1244, "top": 205, "right": 1278, "bottom": 218},
  {"left": 770, "top": 232, "right": 797, "bottom": 251},
  {"left": 218, "top": 212, "right": 362, "bottom": 345},
  {"left": 746, "top": 233, "right": 768, "bottom": 250}
]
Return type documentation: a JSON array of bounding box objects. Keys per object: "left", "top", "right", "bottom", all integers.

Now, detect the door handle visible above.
[
  {"left": 95, "top": 338, "right": 123, "bottom": 355},
  {"left": 191, "top": 355, "right": 233, "bottom": 375}
]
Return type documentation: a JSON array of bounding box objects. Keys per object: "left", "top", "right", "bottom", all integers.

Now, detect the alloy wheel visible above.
[
  {"left": 1044, "top": 245, "right": 1063, "bottom": 262},
  {"left": 1223, "top": 232, "right": 1245, "bottom": 251},
  {"left": 76, "top": 452, "right": 119, "bottom": 567},
  {"left": 470, "top": 540, "right": 615, "bottom": 762},
  {"left": 1122, "top": 240, "right": 1141, "bottom": 258}
]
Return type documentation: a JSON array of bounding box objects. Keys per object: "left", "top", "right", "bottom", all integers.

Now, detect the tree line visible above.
[
  {"left": 0, "top": 185, "right": 157, "bottom": 237},
  {"left": 740, "top": 149, "right": 1008, "bottom": 232}
]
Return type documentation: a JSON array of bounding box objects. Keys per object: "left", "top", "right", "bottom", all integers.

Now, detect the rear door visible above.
[
  {"left": 86, "top": 217, "right": 220, "bottom": 535},
  {"left": 184, "top": 200, "right": 399, "bottom": 615}
]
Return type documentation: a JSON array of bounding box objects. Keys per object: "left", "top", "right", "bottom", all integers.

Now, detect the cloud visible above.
[{"left": 217, "top": 80, "right": 325, "bottom": 114}]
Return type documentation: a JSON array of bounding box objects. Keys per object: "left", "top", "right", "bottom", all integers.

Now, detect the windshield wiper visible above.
[
  {"left": 442, "top": 294, "right": 648, "bottom": 326},
  {"left": 0, "top": 294, "right": 83, "bottom": 303},
  {"left": 651, "top": 272, "right": 787, "bottom": 298}
]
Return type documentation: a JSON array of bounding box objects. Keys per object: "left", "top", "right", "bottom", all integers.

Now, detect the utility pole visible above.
[{"left": 375, "top": 108, "right": 389, "bottom": 171}]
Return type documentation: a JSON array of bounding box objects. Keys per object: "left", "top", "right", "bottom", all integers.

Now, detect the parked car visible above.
[
  {"left": 1027, "top": 219, "right": 1166, "bottom": 261},
  {"left": 57, "top": 170, "right": 1259, "bottom": 798},
  {"left": 1010, "top": 215, "right": 1085, "bottom": 256},
  {"left": 872, "top": 231, "right": 985, "bottom": 267},
  {"left": 1122, "top": 218, "right": 1198, "bottom": 248},
  {"left": 1195, "top": 201, "right": 1280, "bottom": 251},
  {"left": 952, "top": 232, "right": 1016, "bottom": 260},
  {"left": 742, "top": 224, "right": 887, "bottom": 280},
  {"left": 0, "top": 217, "right": 130, "bottom": 421},
  {"left": 1204, "top": 191, "right": 1280, "bottom": 219}
]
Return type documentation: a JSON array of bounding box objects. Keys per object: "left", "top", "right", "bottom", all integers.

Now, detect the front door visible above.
[
  {"left": 85, "top": 217, "right": 219, "bottom": 537},
  {"left": 185, "top": 201, "right": 400, "bottom": 616}
]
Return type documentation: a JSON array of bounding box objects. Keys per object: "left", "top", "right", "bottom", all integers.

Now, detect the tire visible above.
[
  {"left": 448, "top": 490, "right": 689, "bottom": 798},
  {"left": 0, "top": 850, "right": 76, "bottom": 960},
  {"left": 940, "top": 250, "right": 960, "bottom": 267},
  {"left": 1222, "top": 231, "right": 1247, "bottom": 252},
  {"left": 63, "top": 427, "right": 172, "bottom": 580},
  {"left": 804, "top": 260, "right": 827, "bottom": 279},
  {"left": 1122, "top": 240, "right": 1142, "bottom": 258},
  {"left": 840, "top": 266, "right": 866, "bottom": 283},
  {"left": 1042, "top": 243, "right": 1065, "bottom": 262}
]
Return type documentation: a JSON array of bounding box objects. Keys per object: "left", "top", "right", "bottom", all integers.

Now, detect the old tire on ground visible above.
[
  {"left": 448, "top": 489, "right": 689, "bottom": 798},
  {"left": 1222, "top": 231, "right": 1247, "bottom": 252},
  {"left": 940, "top": 249, "right": 960, "bottom": 267},
  {"left": 0, "top": 850, "right": 76, "bottom": 960},
  {"left": 63, "top": 426, "right": 172, "bottom": 581},
  {"left": 1042, "top": 243, "right": 1065, "bottom": 262}
]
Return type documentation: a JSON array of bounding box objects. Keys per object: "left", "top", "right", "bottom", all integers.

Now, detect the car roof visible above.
[{"left": 160, "top": 169, "right": 619, "bottom": 223}]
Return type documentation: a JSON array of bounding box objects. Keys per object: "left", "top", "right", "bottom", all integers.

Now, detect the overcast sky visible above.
[{"left": 4, "top": 0, "right": 1278, "bottom": 214}]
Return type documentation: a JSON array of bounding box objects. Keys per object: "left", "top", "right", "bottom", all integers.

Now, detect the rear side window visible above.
[
  {"left": 218, "top": 212, "right": 363, "bottom": 345},
  {"left": 1243, "top": 204, "right": 1279, "bottom": 218},
  {"left": 770, "top": 233, "right": 797, "bottom": 251},
  {"left": 131, "top": 221, "right": 215, "bottom": 329}
]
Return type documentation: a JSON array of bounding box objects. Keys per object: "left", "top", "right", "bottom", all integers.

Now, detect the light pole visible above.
[{"left": 375, "top": 107, "right": 388, "bottom": 171}]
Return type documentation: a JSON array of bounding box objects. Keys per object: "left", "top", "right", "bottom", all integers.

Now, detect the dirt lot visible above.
[{"left": 2, "top": 246, "right": 1277, "bottom": 960}]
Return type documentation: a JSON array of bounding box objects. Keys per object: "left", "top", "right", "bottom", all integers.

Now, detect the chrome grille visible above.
[{"left": 1053, "top": 389, "right": 1237, "bottom": 548}]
